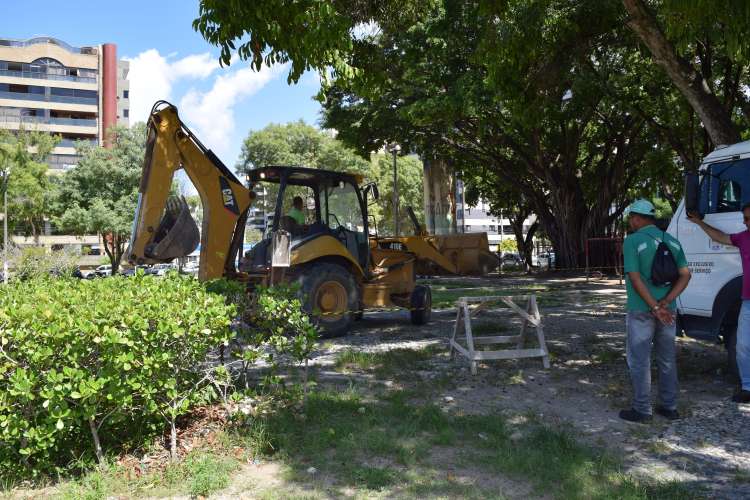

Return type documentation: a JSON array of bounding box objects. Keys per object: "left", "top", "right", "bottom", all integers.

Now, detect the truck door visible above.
[{"left": 678, "top": 159, "right": 746, "bottom": 313}]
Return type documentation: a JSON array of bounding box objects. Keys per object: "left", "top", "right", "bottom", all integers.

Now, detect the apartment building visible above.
[
  {"left": 0, "top": 36, "right": 129, "bottom": 170},
  {"left": 455, "top": 180, "right": 536, "bottom": 252}
]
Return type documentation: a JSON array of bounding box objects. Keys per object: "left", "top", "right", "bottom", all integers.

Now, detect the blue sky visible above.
[{"left": 1, "top": 0, "right": 323, "bottom": 167}]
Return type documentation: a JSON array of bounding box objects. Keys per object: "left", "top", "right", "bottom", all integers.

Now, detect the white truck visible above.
[{"left": 667, "top": 141, "right": 749, "bottom": 376}]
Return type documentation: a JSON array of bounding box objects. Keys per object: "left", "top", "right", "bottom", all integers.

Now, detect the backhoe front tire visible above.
[
  {"left": 410, "top": 285, "right": 432, "bottom": 325},
  {"left": 297, "top": 263, "right": 358, "bottom": 338}
]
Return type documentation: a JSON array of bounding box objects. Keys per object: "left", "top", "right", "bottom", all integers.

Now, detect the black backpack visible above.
[{"left": 649, "top": 233, "right": 680, "bottom": 286}]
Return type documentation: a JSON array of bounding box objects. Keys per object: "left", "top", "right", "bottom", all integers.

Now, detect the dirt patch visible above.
[{"left": 291, "top": 276, "right": 744, "bottom": 498}]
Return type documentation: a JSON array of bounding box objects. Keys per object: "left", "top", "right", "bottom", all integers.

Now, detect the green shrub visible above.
[
  {"left": 7, "top": 245, "right": 80, "bottom": 281},
  {"left": 233, "top": 284, "right": 318, "bottom": 394},
  {"left": 0, "top": 274, "right": 235, "bottom": 478}
]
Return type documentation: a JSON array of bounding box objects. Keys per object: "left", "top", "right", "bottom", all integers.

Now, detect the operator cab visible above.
[{"left": 242, "top": 166, "right": 374, "bottom": 272}]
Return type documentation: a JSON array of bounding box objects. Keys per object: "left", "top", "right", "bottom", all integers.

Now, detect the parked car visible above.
[
  {"left": 86, "top": 264, "right": 112, "bottom": 278},
  {"left": 499, "top": 252, "right": 523, "bottom": 266},
  {"left": 50, "top": 266, "right": 85, "bottom": 279},
  {"left": 181, "top": 262, "right": 200, "bottom": 275},
  {"left": 535, "top": 252, "right": 556, "bottom": 269},
  {"left": 120, "top": 265, "right": 149, "bottom": 277},
  {"left": 146, "top": 263, "right": 177, "bottom": 276}
]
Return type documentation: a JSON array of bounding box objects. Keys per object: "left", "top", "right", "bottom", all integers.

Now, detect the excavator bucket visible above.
[{"left": 144, "top": 196, "right": 200, "bottom": 261}]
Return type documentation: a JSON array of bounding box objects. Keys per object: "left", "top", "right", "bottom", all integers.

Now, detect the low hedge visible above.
[{"left": 0, "top": 273, "right": 236, "bottom": 478}]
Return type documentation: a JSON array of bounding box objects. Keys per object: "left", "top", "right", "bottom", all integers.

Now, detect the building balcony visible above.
[
  {"left": 0, "top": 90, "right": 97, "bottom": 106},
  {"left": 0, "top": 69, "right": 96, "bottom": 84},
  {"left": 57, "top": 138, "right": 97, "bottom": 148},
  {"left": 0, "top": 114, "right": 96, "bottom": 127}
]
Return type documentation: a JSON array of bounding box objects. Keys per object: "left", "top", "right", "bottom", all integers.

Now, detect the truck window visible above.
[
  {"left": 717, "top": 179, "right": 742, "bottom": 213},
  {"left": 323, "top": 181, "right": 364, "bottom": 233},
  {"left": 704, "top": 159, "right": 750, "bottom": 214}
]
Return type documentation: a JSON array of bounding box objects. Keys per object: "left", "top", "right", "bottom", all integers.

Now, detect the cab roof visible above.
[
  {"left": 247, "top": 166, "right": 364, "bottom": 187},
  {"left": 703, "top": 140, "right": 750, "bottom": 164}
]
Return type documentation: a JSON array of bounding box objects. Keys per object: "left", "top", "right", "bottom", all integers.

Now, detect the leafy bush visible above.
[
  {"left": 7, "top": 245, "right": 80, "bottom": 281},
  {"left": 0, "top": 274, "right": 235, "bottom": 478},
  {"left": 232, "top": 284, "right": 318, "bottom": 395}
]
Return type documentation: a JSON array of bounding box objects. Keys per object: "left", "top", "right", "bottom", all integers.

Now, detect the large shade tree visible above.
[
  {"left": 320, "top": 1, "right": 670, "bottom": 267},
  {"left": 194, "top": 0, "right": 748, "bottom": 266},
  {"left": 622, "top": 0, "right": 750, "bottom": 147},
  {"left": 52, "top": 125, "right": 146, "bottom": 275},
  {"left": 0, "top": 128, "right": 58, "bottom": 243}
]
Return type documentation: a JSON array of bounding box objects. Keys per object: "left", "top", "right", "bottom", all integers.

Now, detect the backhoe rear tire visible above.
[
  {"left": 297, "top": 263, "right": 358, "bottom": 338},
  {"left": 410, "top": 285, "right": 432, "bottom": 325}
]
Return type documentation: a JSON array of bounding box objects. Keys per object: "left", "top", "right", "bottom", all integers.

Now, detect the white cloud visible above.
[
  {"left": 179, "top": 64, "right": 286, "bottom": 157},
  {"left": 125, "top": 50, "right": 220, "bottom": 124}
]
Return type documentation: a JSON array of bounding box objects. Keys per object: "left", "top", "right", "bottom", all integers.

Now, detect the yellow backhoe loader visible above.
[
  {"left": 128, "top": 101, "right": 431, "bottom": 336},
  {"left": 375, "top": 207, "right": 500, "bottom": 276}
]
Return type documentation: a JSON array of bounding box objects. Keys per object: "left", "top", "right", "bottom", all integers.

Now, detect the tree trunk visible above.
[
  {"left": 422, "top": 157, "right": 456, "bottom": 234},
  {"left": 509, "top": 212, "right": 537, "bottom": 271},
  {"left": 519, "top": 222, "right": 538, "bottom": 271},
  {"left": 170, "top": 417, "right": 178, "bottom": 461},
  {"left": 102, "top": 233, "right": 116, "bottom": 275},
  {"left": 102, "top": 233, "right": 125, "bottom": 275},
  {"left": 623, "top": 0, "right": 740, "bottom": 146},
  {"left": 88, "top": 416, "right": 104, "bottom": 465}
]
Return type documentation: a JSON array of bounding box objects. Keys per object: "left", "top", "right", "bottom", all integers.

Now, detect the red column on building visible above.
[{"left": 101, "top": 43, "right": 118, "bottom": 148}]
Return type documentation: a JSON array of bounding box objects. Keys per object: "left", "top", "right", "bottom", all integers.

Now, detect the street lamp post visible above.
[{"left": 389, "top": 144, "right": 401, "bottom": 236}]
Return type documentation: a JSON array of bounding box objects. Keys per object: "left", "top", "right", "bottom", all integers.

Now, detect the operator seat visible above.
[{"left": 279, "top": 215, "right": 304, "bottom": 237}]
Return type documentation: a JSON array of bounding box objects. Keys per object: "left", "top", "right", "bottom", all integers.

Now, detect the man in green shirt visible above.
[
  {"left": 621, "top": 199, "right": 691, "bottom": 423},
  {"left": 288, "top": 196, "right": 306, "bottom": 226}
]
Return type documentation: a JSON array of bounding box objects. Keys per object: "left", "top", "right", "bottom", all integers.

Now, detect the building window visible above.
[
  {"left": 123, "top": 109, "right": 129, "bottom": 118},
  {"left": 123, "top": 90, "right": 129, "bottom": 99}
]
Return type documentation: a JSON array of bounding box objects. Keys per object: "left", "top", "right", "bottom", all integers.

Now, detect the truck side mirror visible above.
[{"left": 685, "top": 171, "right": 702, "bottom": 218}]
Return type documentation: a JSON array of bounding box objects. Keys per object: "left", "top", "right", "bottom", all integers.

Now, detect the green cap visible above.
[{"left": 626, "top": 199, "right": 656, "bottom": 217}]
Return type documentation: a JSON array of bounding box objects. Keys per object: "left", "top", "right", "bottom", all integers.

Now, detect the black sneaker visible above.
[
  {"left": 655, "top": 406, "right": 680, "bottom": 420},
  {"left": 619, "top": 408, "right": 652, "bottom": 423},
  {"left": 732, "top": 390, "right": 750, "bottom": 403}
]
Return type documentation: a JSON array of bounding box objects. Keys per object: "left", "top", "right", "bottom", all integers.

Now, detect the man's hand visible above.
[
  {"left": 686, "top": 213, "right": 732, "bottom": 245},
  {"left": 686, "top": 211, "right": 703, "bottom": 224},
  {"left": 653, "top": 306, "right": 675, "bottom": 326}
]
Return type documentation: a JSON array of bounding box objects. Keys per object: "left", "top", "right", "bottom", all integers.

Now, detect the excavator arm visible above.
[{"left": 128, "top": 101, "right": 254, "bottom": 280}]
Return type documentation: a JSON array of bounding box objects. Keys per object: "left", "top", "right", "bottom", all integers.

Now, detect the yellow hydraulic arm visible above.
[{"left": 128, "top": 101, "right": 254, "bottom": 280}]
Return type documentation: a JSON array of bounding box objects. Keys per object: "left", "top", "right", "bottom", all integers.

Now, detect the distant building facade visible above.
[
  {"left": 0, "top": 36, "right": 130, "bottom": 170},
  {"left": 455, "top": 180, "right": 536, "bottom": 253}
]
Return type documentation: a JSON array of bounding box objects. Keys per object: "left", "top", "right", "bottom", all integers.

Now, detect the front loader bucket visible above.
[{"left": 144, "top": 196, "right": 200, "bottom": 261}]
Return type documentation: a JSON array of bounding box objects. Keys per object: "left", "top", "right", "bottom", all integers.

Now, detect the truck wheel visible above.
[
  {"left": 410, "top": 285, "right": 432, "bottom": 325},
  {"left": 297, "top": 263, "right": 358, "bottom": 338}
]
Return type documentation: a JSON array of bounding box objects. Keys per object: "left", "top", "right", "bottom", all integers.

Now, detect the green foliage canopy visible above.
[
  {"left": 0, "top": 128, "right": 58, "bottom": 240},
  {"left": 0, "top": 274, "right": 235, "bottom": 476},
  {"left": 52, "top": 124, "right": 146, "bottom": 274},
  {"left": 237, "top": 121, "right": 424, "bottom": 236}
]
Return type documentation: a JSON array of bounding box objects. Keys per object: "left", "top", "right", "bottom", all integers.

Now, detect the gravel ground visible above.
[{"left": 303, "top": 276, "right": 749, "bottom": 498}]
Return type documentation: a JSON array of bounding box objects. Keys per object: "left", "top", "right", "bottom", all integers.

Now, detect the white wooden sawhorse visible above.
[{"left": 449, "top": 294, "right": 550, "bottom": 375}]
